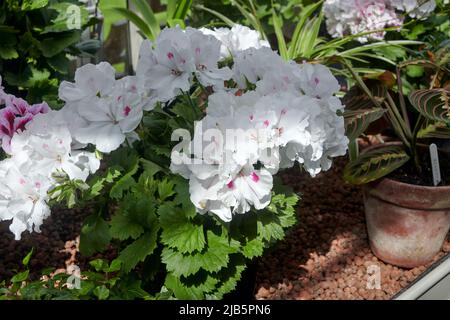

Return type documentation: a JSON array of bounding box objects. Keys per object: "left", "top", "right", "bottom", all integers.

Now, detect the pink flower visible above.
[{"left": 0, "top": 96, "right": 49, "bottom": 154}]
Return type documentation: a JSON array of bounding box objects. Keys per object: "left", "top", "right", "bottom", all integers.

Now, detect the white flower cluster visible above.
[
  {"left": 0, "top": 63, "right": 150, "bottom": 239},
  {"left": 323, "top": 0, "right": 436, "bottom": 43},
  {"left": 199, "top": 24, "right": 270, "bottom": 59},
  {"left": 389, "top": 0, "right": 437, "bottom": 18},
  {"left": 0, "top": 24, "right": 349, "bottom": 238},
  {"left": 0, "top": 100, "right": 101, "bottom": 240},
  {"left": 59, "top": 62, "right": 147, "bottom": 153},
  {"left": 170, "top": 30, "right": 348, "bottom": 222}
]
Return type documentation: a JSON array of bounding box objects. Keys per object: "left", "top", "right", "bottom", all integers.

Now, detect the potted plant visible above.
[{"left": 343, "top": 48, "right": 450, "bottom": 268}]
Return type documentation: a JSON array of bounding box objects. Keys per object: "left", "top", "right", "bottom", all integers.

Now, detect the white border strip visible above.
[{"left": 394, "top": 255, "right": 450, "bottom": 300}]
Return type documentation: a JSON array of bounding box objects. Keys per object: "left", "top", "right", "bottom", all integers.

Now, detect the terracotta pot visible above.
[{"left": 363, "top": 178, "right": 450, "bottom": 268}]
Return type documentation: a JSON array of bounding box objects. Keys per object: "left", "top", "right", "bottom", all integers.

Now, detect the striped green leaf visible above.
[
  {"left": 343, "top": 81, "right": 386, "bottom": 111},
  {"left": 417, "top": 120, "right": 450, "bottom": 139},
  {"left": 344, "top": 144, "right": 410, "bottom": 185},
  {"left": 409, "top": 89, "right": 450, "bottom": 124},
  {"left": 344, "top": 108, "right": 386, "bottom": 140}
]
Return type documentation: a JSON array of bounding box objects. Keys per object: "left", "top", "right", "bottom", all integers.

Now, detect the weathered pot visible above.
[{"left": 363, "top": 178, "right": 450, "bottom": 268}]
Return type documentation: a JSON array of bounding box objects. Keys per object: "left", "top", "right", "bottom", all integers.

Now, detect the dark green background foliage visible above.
[{"left": 0, "top": 0, "right": 100, "bottom": 106}]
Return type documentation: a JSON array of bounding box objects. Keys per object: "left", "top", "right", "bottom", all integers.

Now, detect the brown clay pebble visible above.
[{"left": 254, "top": 158, "right": 450, "bottom": 300}]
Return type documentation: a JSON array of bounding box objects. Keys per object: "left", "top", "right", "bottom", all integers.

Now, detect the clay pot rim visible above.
[
  {"left": 362, "top": 141, "right": 450, "bottom": 191},
  {"left": 377, "top": 176, "right": 450, "bottom": 191}
]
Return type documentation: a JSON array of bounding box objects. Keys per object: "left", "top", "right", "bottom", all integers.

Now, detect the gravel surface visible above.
[
  {"left": 0, "top": 206, "right": 107, "bottom": 281},
  {"left": 255, "top": 157, "right": 450, "bottom": 300}
]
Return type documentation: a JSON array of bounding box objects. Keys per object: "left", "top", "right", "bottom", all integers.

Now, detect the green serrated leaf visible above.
[
  {"left": 210, "top": 261, "right": 246, "bottom": 299},
  {"left": 241, "top": 238, "right": 265, "bottom": 259},
  {"left": 158, "top": 179, "right": 176, "bottom": 201},
  {"left": 257, "top": 211, "right": 285, "bottom": 243},
  {"left": 159, "top": 203, "right": 206, "bottom": 254},
  {"left": 110, "top": 157, "right": 139, "bottom": 199},
  {"left": 118, "top": 230, "right": 159, "bottom": 273},
  {"left": 165, "top": 273, "right": 204, "bottom": 300},
  {"left": 161, "top": 230, "right": 238, "bottom": 277},
  {"left": 79, "top": 215, "right": 111, "bottom": 256},
  {"left": 110, "top": 212, "right": 144, "bottom": 241}
]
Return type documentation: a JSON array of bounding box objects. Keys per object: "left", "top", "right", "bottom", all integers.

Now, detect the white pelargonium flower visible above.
[
  {"left": 74, "top": 80, "right": 144, "bottom": 153},
  {"left": 11, "top": 111, "right": 100, "bottom": 182},
  {"left": 144, "top": 27, "right": 196, "bottom": 102},
  {"left": 296, "top": 63, "right": 341, "bottom": 99},
  {"left": 170, "top": 43, "right": 348, "bottom": 222},
  {"left": 200, "top": 24, "right": 270, "bottom": 59},
  {"left": 187, "top": 28, "right": 233, "bottom": 89},
  {"left": 59, "top": 62, "right": 116, "bottom": 106},
  {"left": 0, "top": 161, "right": 51, "bottom": 240}
]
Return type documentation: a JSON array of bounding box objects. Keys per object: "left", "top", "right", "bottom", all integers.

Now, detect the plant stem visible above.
[
  {"left": 183, "top": 90, "right": 197, "bottom": 111},
  {"left": 383, "top": 101, "right": 411, "bottom": 149},
  {"left": 385, "top": 91, "right": 411, "bottom": 140},
  {"left": 341, "top": 59, "right": 383, "bottom": 109},
  {"left": 396, "top": 67, "right": 412, "bottom": 136},
  {"left": 411, "top": 115, "right": 425, "bottom": 172}
]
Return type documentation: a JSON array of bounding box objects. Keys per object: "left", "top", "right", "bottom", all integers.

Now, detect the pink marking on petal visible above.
[
  {"left": 314, "top": 77, "right": 320, "bottom": 85},
  {"left": 35, "top": 182, "right": 41, "bottom": 188},
  {"left": 227, "top": 180, "right": 234, "bottom": 189},
  {"left": 19, "top": 178, "right": 26, "bottom": 185},
  {"left": 123, "top": 105, "right": 131, "bottom": 117},
  {"left": 249, "top": 115, "right": 254, "bottom": 121},
  {"left": 43, "top": 143, "right": 49, "bottom": 149},
  {"left": 263, "top": 120, "right": 270, "bottom": 127},
  {"left": 117, "top": 95, "right": 122, "bottom": 102},
  {"left": 195, "top": 47, "right": 201, "bottom": 55},
  {"left": 251, "top": 172, "right": 260, "bottom": 183},
  {"left": 167, "top": 52, "right": 174, "bottom": 60},
  {"left": 281, "top": 108, "right": 287, "bottom": 115}
]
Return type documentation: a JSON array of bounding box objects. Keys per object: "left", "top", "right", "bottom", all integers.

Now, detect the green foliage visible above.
[
  {"left": 107, "top": 0, "right": 194, "bottom": 40},
  {"left": 409, "top": 88, "right": 450, "bottom": 125},
  {"left": 344, "top": 144, "right": 410, "bottom": 185},
  {"left": 79, "top": 215, "right": 111, "bottom": 256},
  {"left": 0, "top": 251, "right": 154, "bottom": 300},
  {"left": 343, "top": 47, "right": 450, "bottom": 185},
  {"left": 0, "top": 0, "right": 100, "bottom": 105}
]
